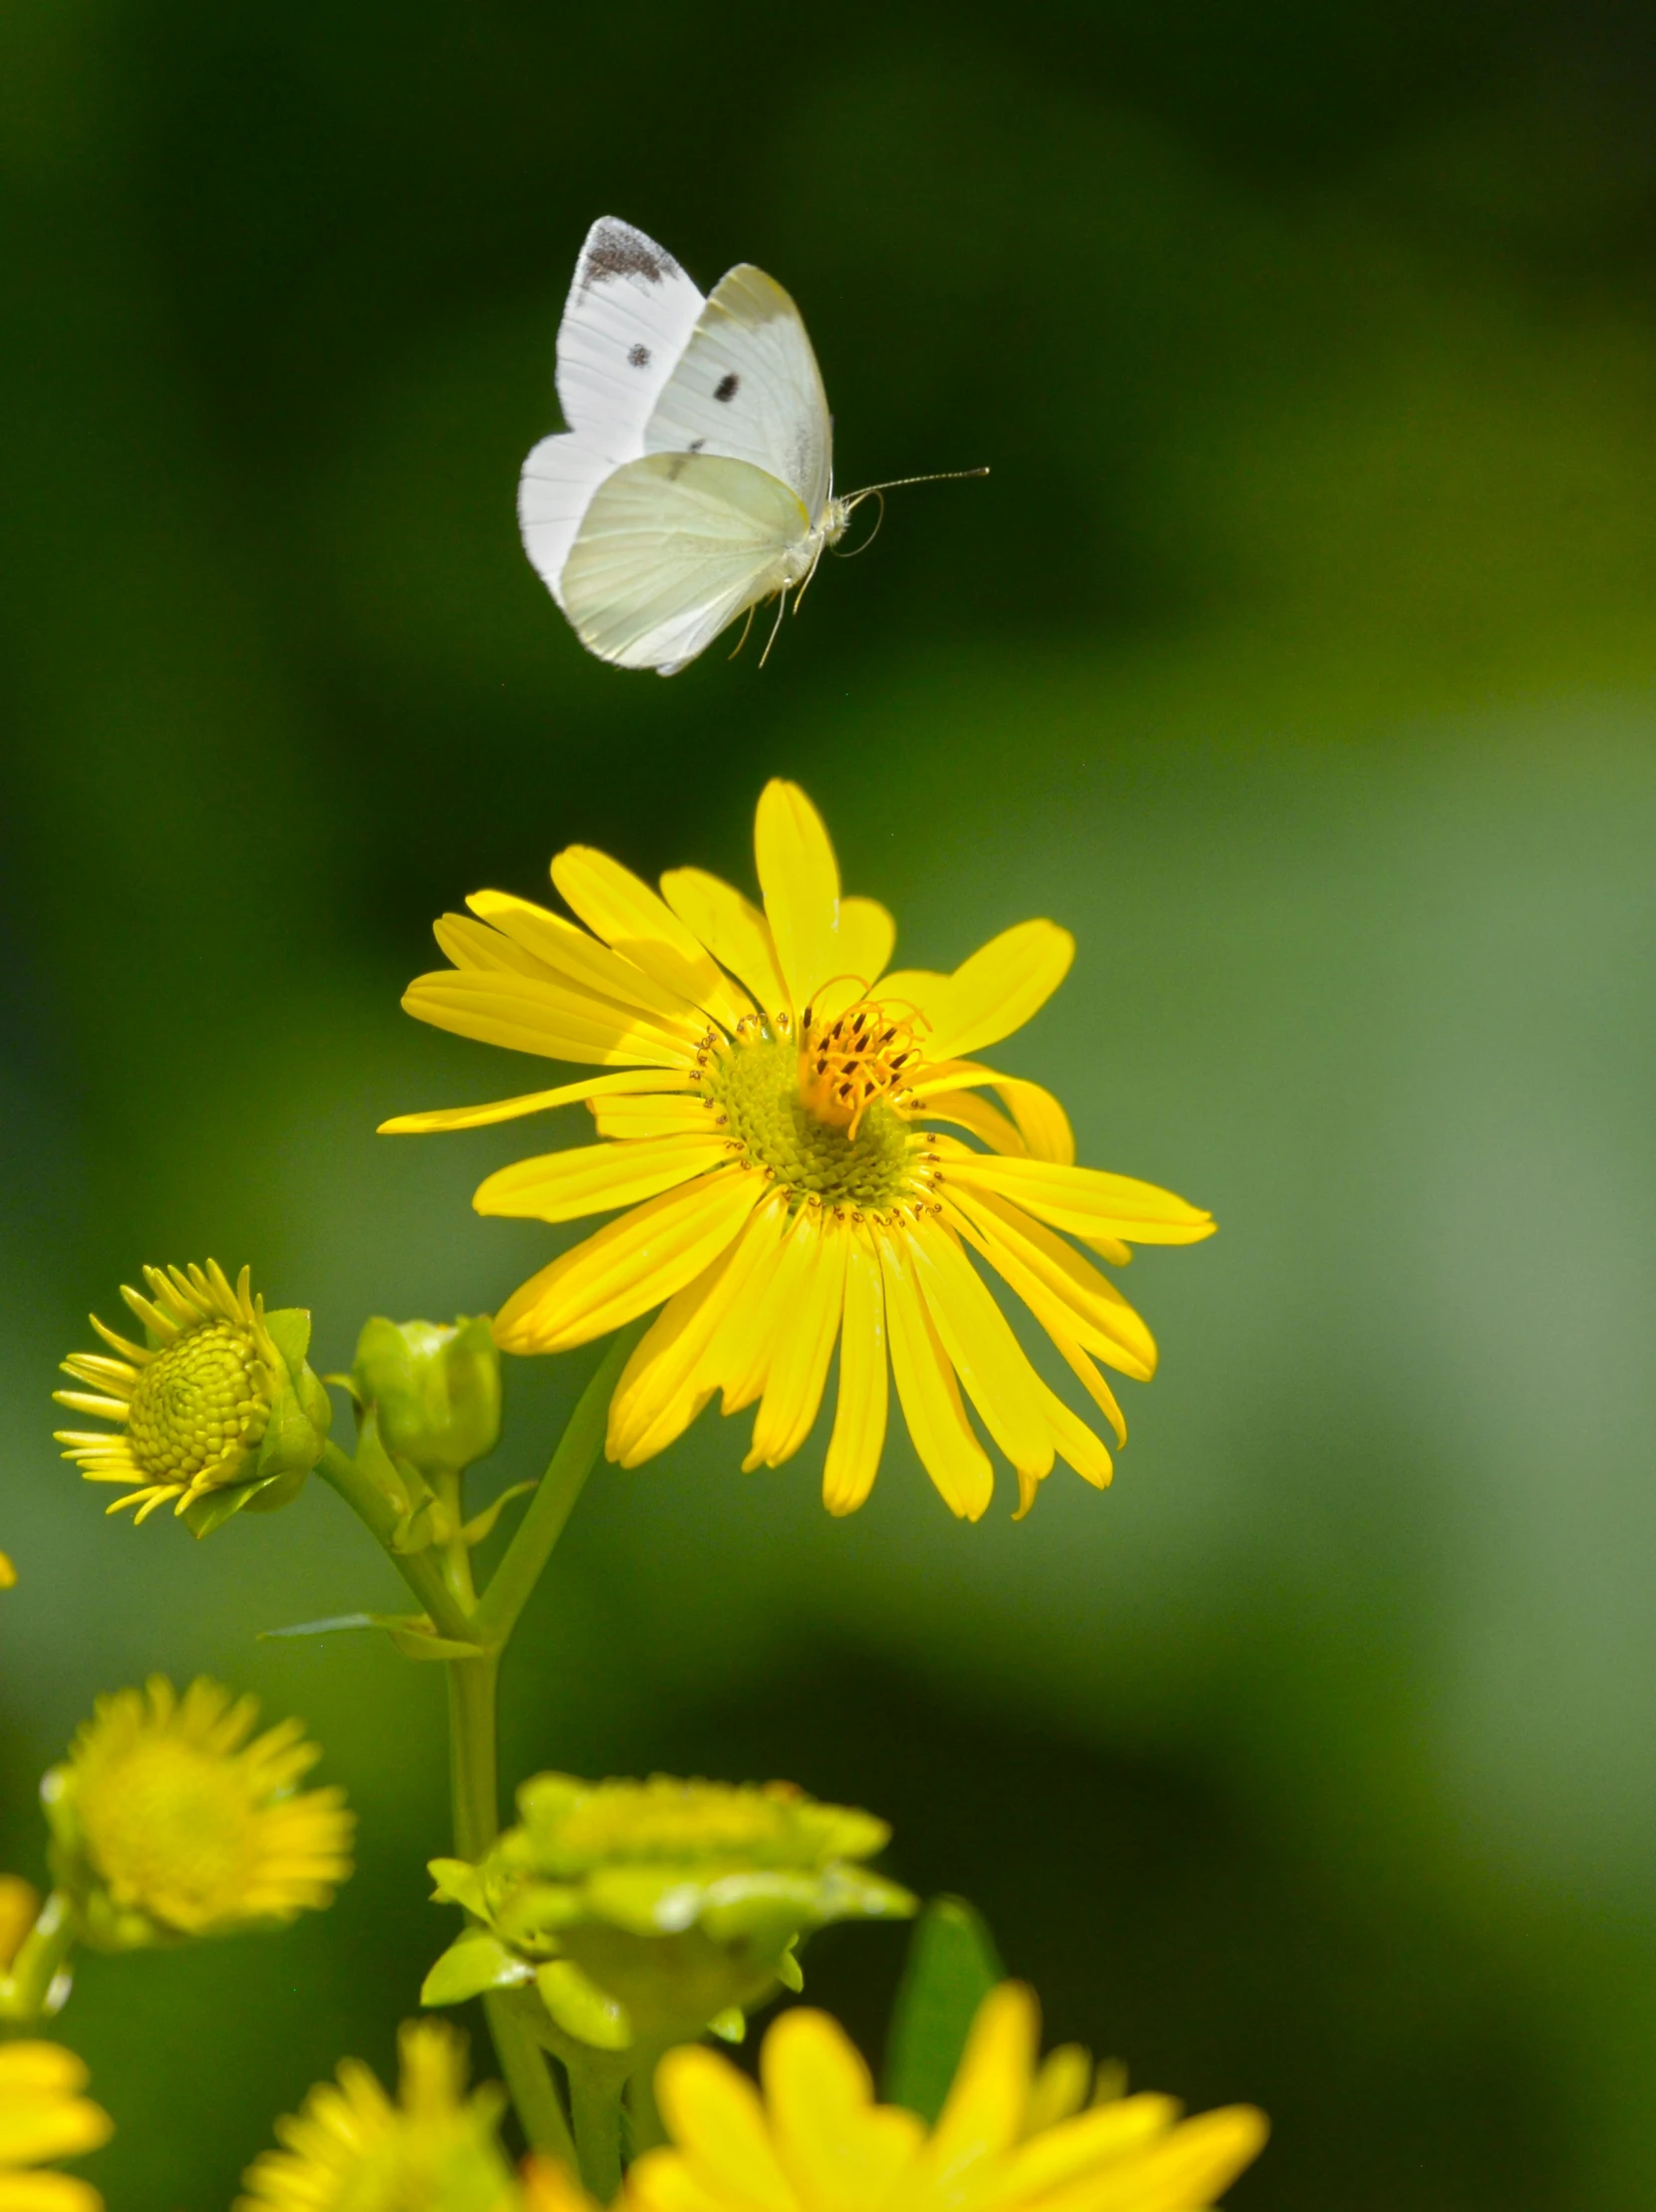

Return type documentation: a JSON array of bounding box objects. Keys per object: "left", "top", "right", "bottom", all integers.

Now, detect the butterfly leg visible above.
[
  {"left": 726, "top": 602, "right": 759, "bottom": 662},
  {"left": 758, "top": 586, "right": 790, "bottom": 669}
]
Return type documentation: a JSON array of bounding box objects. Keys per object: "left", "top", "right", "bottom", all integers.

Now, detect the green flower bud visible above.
[
  {"left": 348, "top": 1317, "right": 500, "bottom": 1479},
  {"left": 423, "top": 1773, "right": 914, "bottom": 2051}
]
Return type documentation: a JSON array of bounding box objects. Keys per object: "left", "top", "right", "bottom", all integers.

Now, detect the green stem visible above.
[
  {"left": 626, "top": 2050, "right": 667, "bottom": 2156},
  {"left": 315, "top": 1440, "right": 475, "bottom": 1644},
  {"left": 447, "top": 1640, "right": 577, "bottom": 2170},
  {"left": 0, "top": 1892, "right": 76, "bottom": 2027},
  {"left": 568, "top": 2054, "right": 627, "bottom": 2202},
  {"left": 469, "top": 1324, "right": 642, "bottom": 1651}
]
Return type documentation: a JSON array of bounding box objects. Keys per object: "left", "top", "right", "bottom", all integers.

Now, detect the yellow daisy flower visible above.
[
  {"left": 522, "top": 1981, "right": 1265, "bottom": 2212},
  {"left": 52, "top": 1261, "right": 324, "bottom": 1526},
  {"left": 43, "top": 1678, "right": 353, "bottom": 1947},
  {"left": 0, "top": 2041, "right": 112, "bottom": 2212},
  {"left": 389, "top": 783, "right": 1212, "bottom": 1521},
  {"left": 236, "top": 2020, "right": 517, "bottom": 2212}
]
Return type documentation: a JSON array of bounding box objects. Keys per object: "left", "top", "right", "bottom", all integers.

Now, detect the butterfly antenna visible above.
[
  {"left": 833, "top": 490, "right": 885, "bottom": 559},
  {"left": 843, "top": 465, "right": 989, "bottom": 507},
  {"left": 727, "top": 602, "right": 759, "bottom": 662},
  {"left": 758, "top": 586, "right": 790, "bottom": 669}
]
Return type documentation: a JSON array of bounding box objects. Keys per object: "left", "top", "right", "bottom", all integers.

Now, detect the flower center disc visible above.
[
  {"left": 80, "top": 1741, "right": 258, "bottom": 1929},
  {"left": 126, "top": 1322, "right": 266, "bottom": 1485},
  {"left": 706, "top": 1028, "right": 916, "bottom": 1212}
]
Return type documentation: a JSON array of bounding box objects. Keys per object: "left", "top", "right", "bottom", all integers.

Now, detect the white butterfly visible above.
[{"left": 518, "top": 216, "right": 979, "bottom": 676}]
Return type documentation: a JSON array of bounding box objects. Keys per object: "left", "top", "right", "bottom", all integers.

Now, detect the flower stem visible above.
[
  {"left": 568, "top": 2053, "right": 627, "bottom": 2203},
  {"left": 470, "top": 1323, "right": 642, "bottom": 1652},
  {"left": 0, "top": 1892, "right": 76, "bottom": 2026},
  {"left": 315, "top": 1440, "right": 474, "bottom": 1644}
]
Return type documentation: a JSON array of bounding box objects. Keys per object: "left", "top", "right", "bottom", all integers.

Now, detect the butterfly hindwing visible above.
[
  {"left": 555, "top": 216, "right": 706, "bottom": 466},
  {"left": 644, "top": 265, "right": 832, "bottom": 514},
  {"left": 560, "top": 451, "right": 809, "bottom": 673}
]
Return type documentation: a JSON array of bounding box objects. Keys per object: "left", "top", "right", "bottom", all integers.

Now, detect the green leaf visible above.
[
  {"left": 882, "top": 1896, "right": 1004, "bottom": 2122},
  {"left": 422, "top": 1929, "right": 532, "bottom": 2007},
  {"left": 460, "top": 1479, "right": 536, "bottom": 1548},
  {"left": 181, "top": 1475, "right": 280, "bottom": 1538},
  {"left": 374, "top": 1614, "right": 489, "bottom": 1662},
  {"left": 258, "top": 1614, "right": 378, "bottom": 1641}
]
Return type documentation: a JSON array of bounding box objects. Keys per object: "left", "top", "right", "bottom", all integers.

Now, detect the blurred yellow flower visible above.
[
  {"left": 237, "top": 2021, "right": 516, "bottom": 2212},
  {"left": 523, "top": 1981, "right": 1265, "bottom": 2212},
  {"left": 389, "top": 782, "right": 1211, "bottom": 1519},
  {"left": 43, "top": 1678, "right": 352, "bottom": 1947},
  {"left": 53, "top": 1263, "right": 294, "bottom": 1523},
  {"left": 0, "top": 2041, "right": 112, "bottom": 2212},
  {"left": 0, "top": 1553, "right": 13, "bottom": 1589}
]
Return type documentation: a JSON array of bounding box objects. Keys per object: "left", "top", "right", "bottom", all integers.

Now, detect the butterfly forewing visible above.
[
  {"left": 643, "top": 265, "right": 832, "bottom": 516},
  {"left": 561, "top": 451, "right": 809, "bottom": 672},
  {"left": 518, "top": 433, "right": 620, "bottom": 610},
  {"left": 555, "top": 217, "right": 705, "bottom": 465}
]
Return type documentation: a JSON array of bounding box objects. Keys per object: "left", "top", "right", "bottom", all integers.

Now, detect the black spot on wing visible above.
[
  {"left": 689, "top": 438, "right": 705, "bottom": 453},
  {"left": 628, "top": 343, "right": 651, "bottom": 367},
  {"left": 714, "top": 372, "right": 740, "bottom": 403},
  {"left": 579, "top": 219, "right": 679, "bottom": 290}
]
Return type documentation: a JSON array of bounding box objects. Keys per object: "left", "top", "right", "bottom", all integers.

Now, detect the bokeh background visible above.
[{"left": 5, "top": 0, "right": 1656, "bottom": 2203}]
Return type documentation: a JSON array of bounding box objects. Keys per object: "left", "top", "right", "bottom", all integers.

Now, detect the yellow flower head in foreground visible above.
[
  {"left": 53, "top": 1261, "right": 328, "bottom": 1527},
  {"left": 237, "top": 2020, "right": 516, "bottom": 2212},
  {"left": 525, "top": 1981, "right": 1265, "bottom": 2212},
  {"left": 0, "top": 2041, "right": 112, "bottom": 2212},
  {"left": 43, "top": 1678, "right": 352, "bottom": 1949},
  {"left": 390, "top": 783, "right": 1212, "bottom": 1521}
]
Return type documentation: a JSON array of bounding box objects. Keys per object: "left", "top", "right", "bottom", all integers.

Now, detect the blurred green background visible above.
[{"left": 5, "top": 0, "right": 1656, "bottom": 2203}]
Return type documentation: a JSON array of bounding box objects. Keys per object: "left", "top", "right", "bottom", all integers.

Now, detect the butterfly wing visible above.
[
  {"left": 560, "top": 451, "right": 810, "bottom": 674},
  {"left": 643, "top": 264, "right": 832, "bottom": 516},
  {"left": 518, "top": 434, "right": 619, "bottom": 610},
  {"left": 554, "top": 216, "right": 705, "bottom": 463}
]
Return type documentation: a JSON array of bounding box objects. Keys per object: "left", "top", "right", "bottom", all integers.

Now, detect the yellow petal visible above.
[
  {"left": 991, "top": 1078, "right": 1075, "bottom": 1166},
  {"left": 942, "top": 1180, "right": 1157, "bottom": 1378},
  {"left": 1025, "top": 2044, "right": 1095, "bottom": 2133},
  {"left": 823, "top": 1228, "right": 888, "bottom": 1515},
  {"left": 813, "top": 896, "right": 897, "bottom": 1021},
  {"left": 475, "top": 1134, "right": 734, "bottom": 1223},
  {"left": 944, "top": 1154, "right": 1214, "bottom": 1248},
  {"left": 0, "top": 2174, "right": 107, "bottom": 2211},
  {"left": 926, "top": 1983, "right": 1038, "bottom": 2179},
  {"left": 590, "top": 1094, "right": 716, "bottom": 1140},
  {"left": 434, "top": 910, "right": 548, "bottom": 977},
  {"left": 660, "top": 867, "right": 786, "bottom": 1014},
  {"left": 551, "top": 846, "right": 748, "bottom": 1031},
  {"left": 0, "top": 1553, "right": 14, "bottom": 1590},
  {"left": 922, "top": 1093, "right": 1027, "bottom": 1157},
  {"left": 467, "top": 890, "right": 712, "bottom": 1036},
  {"left": 402, "top": 971, "right": 698, "bottom": 1069},
  {"left": 761, "top": 2009, "right": 922, "bottom": 2212},
  {"left": 745, "top": 1211, "right": 848, "bottom": 1469},
  {"left": 997, "top": 2092, "right": 1183, "bottom": 2198},
  {"left": 908, "top": 1217, "right": 1053, "bottom": 1481},
  {"left": 606, "top": 1197, "right": 788, "bottom": 1465},
  {"left": 903, "top": 920, "right": 1075, "bottom": 1065},
  {"left": 1031, "top": 2103, "right": 1268, "bottom": 2212},
  {"left": 875, "top": 1227, "right": 993, "bottom": 1520},
  {"left": 704, "top": 1212, "right": 798, "bottom": 1416},
  {"left": 1037, "top": 1381, "right": 1113, "bottom": 1493},
  {"left": 381, "top": 1070, "right": 698, "bottom": 1135},
  {"left": 755, "top": 781, "right": 840, "bottom": 1021},
  {"left": 494, "top": 1169, "right": 763, "bottom": 1354},
  {"left": 652, "top": 2044, "right": 796, "bottom": 2212}
]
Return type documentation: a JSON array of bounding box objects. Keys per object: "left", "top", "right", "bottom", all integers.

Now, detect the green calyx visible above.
[
  {"left": 706, "top": 1033, "right": 914, "bottom": 1210},
  {"left": 421, "top": 1773, "right": 915, "bottom": 2051},
  {"left": 180, "top": 1308, "right": 331, "bottom": 1538}
]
